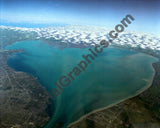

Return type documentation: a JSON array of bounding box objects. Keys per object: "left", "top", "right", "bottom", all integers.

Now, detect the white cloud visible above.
[{"left": 0, "top": 25, "right": 160, "bottom": 52}]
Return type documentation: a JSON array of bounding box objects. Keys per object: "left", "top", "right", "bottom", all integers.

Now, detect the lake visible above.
[{"left": 5, "top": 40, "right": 158, "bottom": 128}]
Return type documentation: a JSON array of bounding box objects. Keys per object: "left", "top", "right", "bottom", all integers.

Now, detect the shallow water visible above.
[{"left": 5, "top": 40, "right": 158, "bottom": 128}]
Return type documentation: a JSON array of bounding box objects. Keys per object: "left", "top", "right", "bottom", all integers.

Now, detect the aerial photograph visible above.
[{"left": 0, "top": 0, "right": 160, "bottom": 128}]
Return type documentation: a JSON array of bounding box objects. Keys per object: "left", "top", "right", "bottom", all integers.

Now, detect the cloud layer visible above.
[{"left": 0, "top": 25, "right": 160, "bottom": 51}]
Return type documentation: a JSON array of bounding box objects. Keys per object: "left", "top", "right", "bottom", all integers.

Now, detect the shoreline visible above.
[
  {"left": 67, "top": 61, "right": 157, "bottom": 128},
  {"left": 4, "top": 45, "right": 159, "bottom": 128}
]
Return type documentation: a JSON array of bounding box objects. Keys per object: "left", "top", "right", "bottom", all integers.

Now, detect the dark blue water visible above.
[{"left": 5, "top": 40, "right": 158, "bottom": 128}]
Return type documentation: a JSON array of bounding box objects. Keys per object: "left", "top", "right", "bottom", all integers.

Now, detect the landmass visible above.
[{"left": 0, "top": 49, "right": 52, "bottom": 128}]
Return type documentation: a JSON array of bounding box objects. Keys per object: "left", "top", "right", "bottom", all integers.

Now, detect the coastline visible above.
[
  {"left": 0, "top": 49, "right": 51, "bottom": 128},
  {"left": 67, "top": 60, "right": 157, "bottom": 128},
  {"left": 4, "top": 43, "right": 159, "bottom": 128}
]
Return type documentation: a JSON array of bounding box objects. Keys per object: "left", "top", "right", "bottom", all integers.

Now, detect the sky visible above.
[{"left": 0, "top": 0, "right": 160, "bottom": 34}]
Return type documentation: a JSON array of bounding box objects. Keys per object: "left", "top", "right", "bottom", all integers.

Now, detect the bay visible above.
[{"left": 5, "top": 40, "right": 158, "bottom": 128}]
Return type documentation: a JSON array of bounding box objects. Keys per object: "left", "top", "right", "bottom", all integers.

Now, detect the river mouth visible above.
[{"left": 5, "top": 40, "right": 158, "bottom": 128}]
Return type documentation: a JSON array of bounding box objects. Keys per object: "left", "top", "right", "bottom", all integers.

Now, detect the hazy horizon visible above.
[{"left": 0, "top": 0, "right": 160, "bottom": 34}]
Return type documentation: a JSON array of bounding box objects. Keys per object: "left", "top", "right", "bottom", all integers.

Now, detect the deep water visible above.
[{"left": 5, "top": 40, "right": 158, "bottom": 128}]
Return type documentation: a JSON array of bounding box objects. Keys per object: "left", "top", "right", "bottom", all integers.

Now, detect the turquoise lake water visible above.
[{"left": 5, "top": 40, "right": 158, "bottom": 128}]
